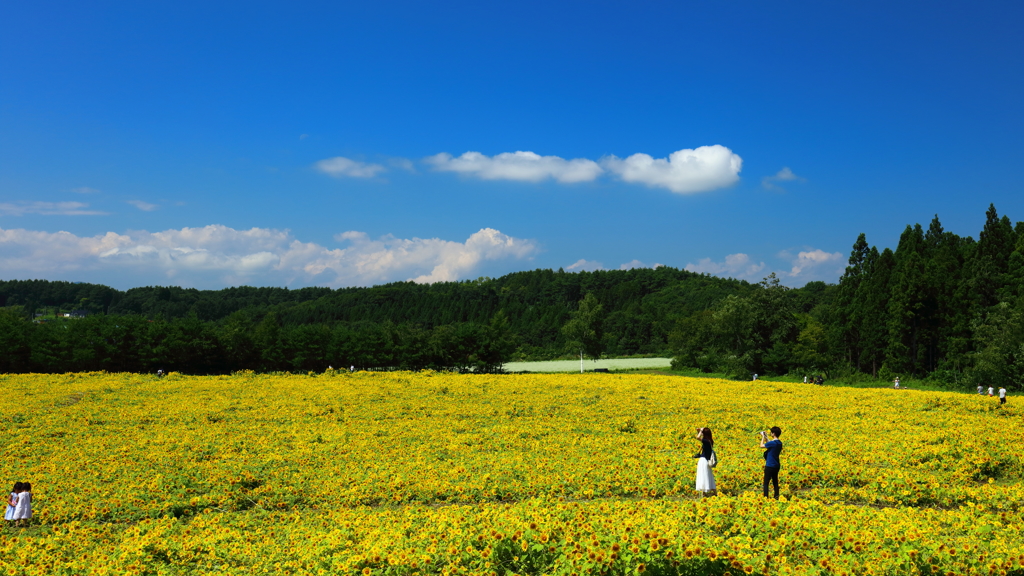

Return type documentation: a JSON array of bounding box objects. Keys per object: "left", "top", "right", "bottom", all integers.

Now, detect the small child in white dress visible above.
[
  {"left": 4, "top": 482, "right": 20, "bottom": 523},
  {"left": 13, "top": 482, "right": 31, "bottom": 526}
]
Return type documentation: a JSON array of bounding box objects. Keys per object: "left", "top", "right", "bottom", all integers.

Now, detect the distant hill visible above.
[{"left": 1, "top": 266, "right": 775, "bottom": 358}]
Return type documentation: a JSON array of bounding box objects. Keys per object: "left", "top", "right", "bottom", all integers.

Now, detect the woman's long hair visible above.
[{"left": 701, "top": 427, "right": 714, "bottom": 447}]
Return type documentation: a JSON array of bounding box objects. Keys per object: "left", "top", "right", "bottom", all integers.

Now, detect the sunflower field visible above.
[{"left": 1, "top": 371, "right": 1023, "bottom": 575}]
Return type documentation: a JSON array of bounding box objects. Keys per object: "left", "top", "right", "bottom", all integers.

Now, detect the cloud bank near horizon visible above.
[
  {"left": 0, "top": 225, "right": 538, "bottom": 289},
  {"left": 564, "top": 258, "right": 663, "bottom": 272},
  {"left": 685, "top": 248, "right": 843, "bottom": 284}
]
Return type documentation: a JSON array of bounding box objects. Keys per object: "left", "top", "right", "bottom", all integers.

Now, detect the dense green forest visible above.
[
  {"left": 0, "top": 265, "right": 758, "bottom": 374},
  {"left": 2, "top": 204, "right": 1022, "bottom": 390}
]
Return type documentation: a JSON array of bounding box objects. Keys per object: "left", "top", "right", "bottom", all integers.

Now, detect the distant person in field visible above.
[
  {"left": 752, "top": 373, "right": 758, "bottom": 381},
  {"left": 999, "top": 387, "right": 1007, "bottom": 405},
  {"left": 693, "top": 427, "right": 716, "bottom": 496},
  {"left": 988, "top": 386, "right": 994, "bottom": 397},
  {"left": 803, "top": 376, "right": 808, "bottom": 384},
  {"left": 977, "top": 385, "right": 984, "bottom": 395},
  {"left": 759, "top": 427, "right": 783, "bottom": 499},
  {"left": 12, "top": 481, "right": 31, "bottom": 526},
  {"left": 893, "top": 377, "right": 901, "bottom": 389},
  {"left": 4, "top": 482, "right": 21, "bottom": 524}
]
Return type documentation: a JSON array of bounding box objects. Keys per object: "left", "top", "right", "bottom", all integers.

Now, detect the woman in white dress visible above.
[
  {"left": 694, "top": 427, "right": 717, "bottom": 496},
  {"left": 4, "top": 482, "right": 20, "bottom": 523},
  {"left": 13, "top": 481, "right": 31, "bottom": 526}
]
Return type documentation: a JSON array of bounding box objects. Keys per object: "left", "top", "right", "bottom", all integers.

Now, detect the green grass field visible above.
[{"left": 503, "top": 357, "right": 672, "bottom": 372}]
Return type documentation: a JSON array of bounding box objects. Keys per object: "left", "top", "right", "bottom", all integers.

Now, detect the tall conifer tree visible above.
[{"left": 885, "top": 225, "right": 926, "bottom": 375}]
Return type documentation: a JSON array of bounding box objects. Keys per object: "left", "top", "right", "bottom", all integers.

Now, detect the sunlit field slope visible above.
[{"left": 2, "top": 371, "right": 1023, "bottom": 575}]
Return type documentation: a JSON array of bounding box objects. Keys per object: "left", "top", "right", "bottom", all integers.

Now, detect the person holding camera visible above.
[
  {"left": 694, "top": 427, "right": 716, "bottom": 496},
  {"left": 759, "top": 427, "right": 783, "bottom": 499}
]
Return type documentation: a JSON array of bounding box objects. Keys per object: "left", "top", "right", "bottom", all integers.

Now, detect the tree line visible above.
[
  {"left": 0, "top": 267, "right": 758, "bottom": 373},
  {"left": 0, "top": 310, "right": 516, "bottom": 374},
  {"left": 1, "top": 204, "right": 1021, "bottom": 389}
]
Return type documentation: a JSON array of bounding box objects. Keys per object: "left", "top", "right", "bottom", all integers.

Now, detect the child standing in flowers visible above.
[
  {"left": 4, "top": 482, "right": 21, "bottom": 524},
  {"left": 12, "top": 482, "right": 31, "bottom": 526},
  {"left": 694, "top": 427, "right": 716, "bottom": 496}
]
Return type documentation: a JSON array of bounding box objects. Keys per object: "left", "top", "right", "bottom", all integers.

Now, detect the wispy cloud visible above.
[
  {"left": 564, "top": 259, "right": 664, "bottom": 272},
  {"left": 314, "top": 156, "right": 387, "bottom": 178},
  {"left": 685, "top": 253, "right": 766, "bottom": 279},
  {"left": 685, "top": 247, "right": 843, "bottom": 285},
  {"left": 780, "top": 248, "right": 842, "bottom": 278},
  {"left": 619, "top": 259, "right": 663, "bottom": 270},
  {"left": 425, "top": 151, "right": 603, "bottom": 184},
  {"left": 761, "top": 167, "right": 805, "bottom": 191},
  {"left": 388, "top": 157, "right": 417, "bottom": 172},
  {"left": 70, "top": 187, "right": 100, "bottom": 194},
  {"left": 127, "top": 200, "right": 159, "bottom": 212},
  {"left": 0, "top": 201, "right": 106, "bottom": 216},
  {"left": 0, "top": 224, "right": 538, "bottom": 288},
  {"left": 565, "top": 259, "right": 604, "bottom": 272},
  {"left": 601, "top": 145, "right": 743, "bottom": 194}
]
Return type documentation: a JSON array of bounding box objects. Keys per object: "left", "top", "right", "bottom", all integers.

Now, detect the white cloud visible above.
[
  {"left": 565, "top": 259, "right": 604, "bottom": 272},
  {"left": 781, "top": 248, "right": 842, "bottom": 278},
  {"left": 330, "top": 227, "right": 537, "bottom": 284},
  {"left": 70, "top": 187, "right": 100, "bottom": 194},
  {"left": 388, "top": 157, "right": 416, "bottom": 172},
  {"left": 684, "top": 248, "right": 844, "bottom": 286},
  {"left": 318, "top": 145, "right": 742, "bottom": 193},
  {"left": 0, "top": 201, "right": 106, "bottom": 216},
  {"left": 685, "top": 253, "right": 766, "bottom": 279},
  {"left": 601, "top": 145, "right": 742, "bottom": 194},
  {"left": 425, "top": 151, "right": 604, "bottom": 183},
  {"left": 127, "top": 200, "right": 159, "bottom": 212},
  {"left": 314, "top": 156, "right": 387, "bottom": 178},
  {"left": 761, "top": 167, "right": 805, "bottom": 191},
  {"left": 619, "top": 259, "right": 663, "bottom": 270},
  {"left": 0, "top": 225, "right": 537, "bottom": 289}
]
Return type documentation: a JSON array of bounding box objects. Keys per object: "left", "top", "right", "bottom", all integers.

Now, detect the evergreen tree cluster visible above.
[
  {"left": 670, "top": 205, "right": 1024, "bottom": 390},
  {"left": 832, "top": 204, "right": 1024, "bottom": 387}
]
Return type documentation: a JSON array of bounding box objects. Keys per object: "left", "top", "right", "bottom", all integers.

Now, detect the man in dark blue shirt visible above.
[{"left": 759, "top": 426, "right": 783, "bottom": 499}]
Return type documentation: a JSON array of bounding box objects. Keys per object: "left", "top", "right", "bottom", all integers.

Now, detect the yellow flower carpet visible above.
[{"left": 1, "top": 371, "right": 1022, "bottom": 575}]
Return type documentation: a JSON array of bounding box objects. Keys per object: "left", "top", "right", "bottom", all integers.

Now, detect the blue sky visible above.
[{"left": 2, "top": 1, "right": 1023, "bottom": 290}]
